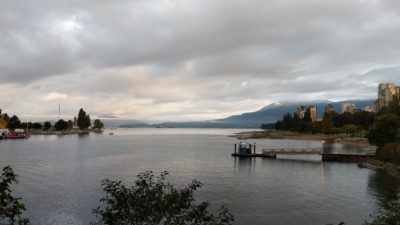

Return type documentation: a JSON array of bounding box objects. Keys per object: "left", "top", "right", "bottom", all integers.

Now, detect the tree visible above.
[
  {"left": 31, "top": 122, "right": 43, "bottom": 130},
  {"left": 93, "top": 119, "right": 104, "bottom": 130},
  {"left": 91, "top": 171, "right": 234, "bottom": 225},
  {"left": 367, "top": 114, "right": 400, "bottom": 146},
  {"left": 43, "top": 121, "right": 52, "bottom": 131},
  {"left": 7, "top": 115, "right": 21, "bottom": 130},
  {"left": 54, "top": 119, "right": 68, "bottom": 130},
  {"left": 2, "top": 113, "right": 10, "bottom": 122},
  {"left": 303, "top": 108, "right": 312, "bottom": 123},
  {"left": 20, "top": 122, "right": 32, "bottom": 130},
  {"left": 77, "top": 108, "right": 91, "bottom": 129},
  {"left": 0, "top": 166, "right": 30, "bottom": 225},
  {"left": 67, "top": 120, "right": 73, "bottom": 129},
  {"left": 321, "top": 113, "right": 335, "bottom": 134},
  {"left": 342, "top": 124, "right": 362, "bottom": 137}
]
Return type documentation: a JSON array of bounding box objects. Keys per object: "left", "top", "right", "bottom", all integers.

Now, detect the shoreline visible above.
[
  {"left": 359, "top": 159, "right": 400, "bottom": 180},
  {"left": 230, "top": 130, "right": 371, "bottom": 143}
]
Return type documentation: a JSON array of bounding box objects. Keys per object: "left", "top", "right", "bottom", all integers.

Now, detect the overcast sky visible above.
[{"left": 1, "top": 0, "right": 400, "bottom": 121}]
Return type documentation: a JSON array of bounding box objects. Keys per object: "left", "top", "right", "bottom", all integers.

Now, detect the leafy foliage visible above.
[
  {"left": 91, "top": 171, "right": 234, "bottom": 225},
  {"left": 43, "top": 121, "right": 52, "bottom": 131},
  {"left": 54, "top": 119, "right": 68, "bottom": 130},
  {"left": 77, "top": 108, "right": 91, "bottom": 129},
  {"left": 364, "top": 201, "right": 400, "bottom": 225},
  {"left": 374, "top": 143, "right": 400, "bottom": 165},
  {"left": 0, "top": 166, "right": 30, "bottom": 225},
  {"left": 93, "top": 119, "right": 104, "bottom": 130},
  {"left": 31, "top": 122, "right": 43, "bottom": 129},
  {"left": 7, "top": 115, "right": 21, "bottom": 130},
  {"left": 367, "top": 114, "right": 399, "bottom": 146}
]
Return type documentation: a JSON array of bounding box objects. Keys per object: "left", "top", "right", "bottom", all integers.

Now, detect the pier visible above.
[{"left": 231, "top": 145, "right": 375, "bottom": 162}]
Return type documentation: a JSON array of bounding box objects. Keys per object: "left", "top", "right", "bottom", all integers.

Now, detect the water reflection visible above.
[
  {"left": 323, "top": 142, "right": 376, "bottom": 155},
  {"left": 233, "top": 157, "right": 256, "bottom": 173},
  {"left": 368, "top": 171, "right": 400, "bottom": 209}
]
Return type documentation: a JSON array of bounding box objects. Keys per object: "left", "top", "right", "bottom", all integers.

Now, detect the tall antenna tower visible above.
[{"left": 58, "top": 104, "right": 61, "bottom": 120}]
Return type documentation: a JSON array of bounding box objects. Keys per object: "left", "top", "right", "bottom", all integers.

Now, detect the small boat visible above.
[
  {"left": 3, "top": 130, "right": 28, "bottom": 139},
  {"left": 109, "top": 132, "right": 114, "bottom": 135},
  {"left": 237, "top": 142, "right": 253, "bottom": 155}
]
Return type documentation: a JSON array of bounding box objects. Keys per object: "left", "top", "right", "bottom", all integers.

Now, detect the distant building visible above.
[
  {"left": 325, "top": 104, "right": 335, "bottom": 113},
  {"left": 297, "top": 105, "right": 320, "bottom": 121},
  {"left": 363, "top": 105, "right": 373, "bottom": 112},
  {"left": 377, "top": 82, "right": 400, "bottom": 111},
  {"left": 342, "top": 103, "right": 356, "bottom": 113},
  {"left": 309, "top": 106, "right": 318, "bottom": 122},
  {"left": 297, "top": 106, "right": 307, "bottom": 119}
]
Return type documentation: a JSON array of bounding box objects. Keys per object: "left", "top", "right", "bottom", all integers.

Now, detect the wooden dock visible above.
[
  {"left": 231, "top": 147, "right": 375, "bottom": 162},
  {"left": 231, "top": 153, "right": 276, "bottom": 158},
  {"left": 263, "top": 148, "right": 321, "bottom": 155}
]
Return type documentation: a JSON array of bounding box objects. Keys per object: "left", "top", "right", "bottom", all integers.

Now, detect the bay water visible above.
[{"left": 0, "top": 128, "right": 398, "bottom": 225}]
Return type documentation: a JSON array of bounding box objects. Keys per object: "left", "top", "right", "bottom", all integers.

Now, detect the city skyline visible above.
[{"left": 1, "top": 0, "right": 400, "bottom": 121}]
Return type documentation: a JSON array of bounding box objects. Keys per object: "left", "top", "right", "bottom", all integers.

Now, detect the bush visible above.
[
  {"left": 375, "top": 143, "right": 400, "bottom": 165},
  {"left": 91, "top": 171, "right": 234, "bottom": 225},
  {"left": 0, "top": 166, "right": 30, "bottom": 225}
]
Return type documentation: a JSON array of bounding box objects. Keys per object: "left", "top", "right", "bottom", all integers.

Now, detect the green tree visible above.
[
  {"left": 342, "top": 124, "right": 362, "bottom": 137},
  {"left": 54, "top": 119, "right": 68, "bottom": 130},
  {"left": 282, "top": 113, "right": 293, "bottom": 130},
  {"left": 0, "top": 166, "right": 30, "bottom": 225},
  {"left": 93, "top": 119, "right": 104, "bottom": 130},
  {"left": 367, "top": 114, "right": 400, "bottom": 146},
  {"left": 303, "top": 108, "right": 313, "bottom": 123},
  {"left": 7, "top": 115, "right": 21, "bottom": 130},
  {"left": 43, "top": 121, "right": 52, "bottom": 131},
  {"left": 31, "top": 122, "right": 43, "bottom": 130},
  {"left": 321, "top": 113, "right": 335, "bottom": 134},
  {"left": 91, "top": 171, "right": 234, "bottom": 225},
  {"left": 77, "top": 109, "right": 91, "bottom": 129}
]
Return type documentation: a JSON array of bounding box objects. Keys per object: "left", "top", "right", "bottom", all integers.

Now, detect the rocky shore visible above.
[{"left": 359, "top": 159, "right": 400, "bottom": 179}]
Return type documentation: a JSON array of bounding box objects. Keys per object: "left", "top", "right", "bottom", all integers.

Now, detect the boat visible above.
[
  {"left": 231, "top": 142, "right": 275, "bottom": 158},
  {"left": 237, "top": 142, "right": 253, "bottom": 155},
  {"left": 109, "top": 132, "right": 114, "bottom": 135},
  {"left": 1, "top": 130, "right": 28, "bottom": 139}
]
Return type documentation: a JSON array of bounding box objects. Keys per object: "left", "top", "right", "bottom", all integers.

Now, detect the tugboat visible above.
[
  {"left": 231, "top": 141, "right": 255, "bottom": 157},
  {"left": 231, "top": 142, "right": 276, "bottom": 158},
  {"left": 238, "top": 141, "right": 252, "bottom": 155}
]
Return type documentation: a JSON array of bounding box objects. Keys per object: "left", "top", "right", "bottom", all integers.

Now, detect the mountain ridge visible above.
[{"left": 118, "top": 99, "right": 375, "bottom": 128}]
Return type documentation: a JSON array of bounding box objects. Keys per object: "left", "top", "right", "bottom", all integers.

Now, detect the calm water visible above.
[{"left": 0, "top": 128, "right": 399, "bottom": 225}]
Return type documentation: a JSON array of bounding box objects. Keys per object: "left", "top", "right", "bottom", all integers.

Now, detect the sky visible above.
[{"left": 1, "top": 0, "right": 400, "bottom": 121}]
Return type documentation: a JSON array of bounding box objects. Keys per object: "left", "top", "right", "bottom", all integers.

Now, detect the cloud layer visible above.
[{"left": 1, "top": 0, "right": 400, "bottom": 121}]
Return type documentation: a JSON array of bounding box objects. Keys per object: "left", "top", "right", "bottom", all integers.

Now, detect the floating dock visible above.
[{"left": 231, "top": 145, "right": 375, "bottom": 162}]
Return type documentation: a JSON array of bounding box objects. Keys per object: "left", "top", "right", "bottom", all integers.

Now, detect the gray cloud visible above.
[{"left": 0, "top": 0, "right": 399, "bottom": 120}]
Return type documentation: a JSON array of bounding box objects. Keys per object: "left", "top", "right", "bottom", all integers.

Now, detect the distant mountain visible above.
[
  {"left": 119, "top": 99, "right": 375, "bottom": 129},
  {"left": 217, "top": 99, "right": 375, "bottom": 127}
]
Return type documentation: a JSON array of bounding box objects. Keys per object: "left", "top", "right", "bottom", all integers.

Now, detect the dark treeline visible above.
[
  {"left": 1, "top": 108, "right": 103, "bottom": 131},
  {"left": 271, "top": 110, "right": 375, "bottom": 135}
]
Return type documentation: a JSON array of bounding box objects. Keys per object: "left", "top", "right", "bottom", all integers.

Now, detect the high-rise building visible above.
[
  {"left": 297, "top": 105, "right": 319, "bottom": 121},
  {"left": 325, "top": 104, "right": 335, "bottom": 113},
  {"left": 377, "top": 83, "right": 400, "bottom": 110},
  {"left": 297, "top": 106, "right": 307, "bottom": 119},
  {"left": 309, "top": 106, "right": 318, "bottom": 121},
  {"left": 342, "top": 103, "right": 356, "bottom": 113}
]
